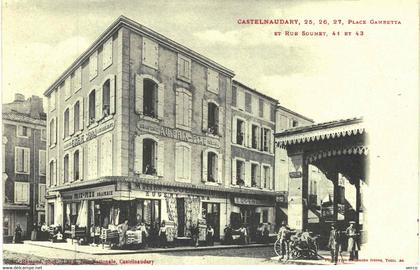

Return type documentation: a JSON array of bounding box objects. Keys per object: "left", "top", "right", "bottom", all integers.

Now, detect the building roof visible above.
[
  {"left": 2, "top": 111, "right": 46, "bottom": 126},
  {"left": 44, "top": 15, "right": 235, "bottom": 97},
  {"left": 276, "top": 104, "right": 314, "bottom": 123},
  {"left": 232, "top": 80, "right": 279, "bottom": 103},
  {"left": 275, "top": 117, "right": 364, "bottom": 146}
]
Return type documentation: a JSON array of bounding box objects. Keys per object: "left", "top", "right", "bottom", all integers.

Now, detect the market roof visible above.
[
  {"left": 275, "top": 117, "right": 364, "bottom": 146},
  {"left": 44, "top": 15, "right": 235, "bottom": 96}
]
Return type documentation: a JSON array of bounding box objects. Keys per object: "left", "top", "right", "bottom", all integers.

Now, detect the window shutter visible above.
[
  {"left": 69, "top": 151, "right": 74, "bottom": 182},
  {"left": 231, "top": 158, "right": 236, "bottom": 185},
  {"left": 245, "top": 161, "right": 251, "bottom": 187},
  {"left": 261, "top": 165, "right": 265, "bottom": 188},
  {"left": 157, "top": 140, "right": 164, "bottom": 177},
  {"left": 243, "top": 121, "right": 248, "bottom": 146},
  {"left": 79, "top": 147, "right": 84, "bottom": 180},
  {"left": 232, "top": 118, "right": 237, "bottom": 144},
  {"left": 240, "top": 162, "right": 245, "bottom": 182},
  {"left": 110, "top": 75, "right": 116, "bottom": 115},
  {"left": 232, "top": 86, "right": 237, "bottom": 107},
  {"left": 175, "top": 146, "right": 182, "bottom": 180},
  {"left": 217, "top": 153, "right": 223, "bottom": 184},
  {"left": 175, "top": 91, "right": 181, "bottom": 126},
  {"left": 87, "top": 140, "right": 98, "bottom": 180},
  {"left": 23, "top": 183, "right": 29, "bottom": 203},
  {"left": 134, "top": 136, "right": 143, "bottom": 174},
  {"left": 185, "top": 147, "right": 191, "bottom": 181},
  {"left": 183, "top": 94, "right": 189, "bottom": 126},
  {"left": 248, "top": 122, "right": 253, "bottom": 148},
  {"left": 270, "top": 130, "right": 274, "bottom": 153},
  {"left": 218, "top": 106, "right": 223, "bottom": 136},
  {"left": 24, "top": 148, "right": 30, "bottom": 173},
  {"left": 188, "top": 95, "right": 192, "bottom": 128},
  {"left": 202, "top": 100, "right": 208, "bottom": 132},
  {"left": 157, "top": 83, "right": 165, "bottom": 119},
  {"left": 79, "top": 98, "right": 84, "bottom": 130},
  {"left": 256, "top": 165, "right": 261, "bottom": 187},
  {"left": 53, "top": 117, "right": 57, "bottom": 144},
  {"left": 202, "top": 151, "right": 207, "bottom": 182},
  {"left": 69, "top": 107, "right": 74, "bottom": 135},
  {"left": 96, "top": 87, "right": 102, "bottom": 121},
  {"left": 154, "top": 43, "right": 158, "bottom": 68},
  {"left": 60, "top": 157, "right": 64, "bottom": 185},
  {"left": 27, "top": 128, "right": 32, "bottom": 137},
  {"left": 62, "top": 113, "right": 65, "bottom": 139},
  {"left": 135, "top": 75, "right": 143, "bottom": 114}
]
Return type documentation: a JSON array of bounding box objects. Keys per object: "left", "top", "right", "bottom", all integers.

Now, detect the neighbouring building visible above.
[
  {"left": 2, "top": 94, "right": 47, "bottom": 242},
  {"left": 43, "top": 16, "right": 313, "bottom": 241}
]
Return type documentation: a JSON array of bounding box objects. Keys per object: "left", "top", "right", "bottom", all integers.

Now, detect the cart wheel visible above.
[{"left": 274, "top": 239, "right": 282, "bottom": 257}]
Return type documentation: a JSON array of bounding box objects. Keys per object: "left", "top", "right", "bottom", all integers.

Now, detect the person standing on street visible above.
[
  {"left": 346, "top": 221, "right": 360, "bottom": 260},
  {"left": 277, "top": 221, "right": 292, "bottom": 260},
  {"left": 328, "top": 224, "right": 341, "bottom": 265}
]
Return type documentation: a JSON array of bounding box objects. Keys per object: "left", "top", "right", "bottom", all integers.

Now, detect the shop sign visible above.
[
  {"left": 62, "top": 185, "right": 115, "bottom": 201},
  {"left": 276, "top": 195, "right": 286, "bottom": 203},
  {"left": 137, "top": 122, "right": 220, "bottom": 148},
  {"left": 234, "top": 197, "right": 272, "bottom": 206},
  {"left": 289, "top": 171, "right": 302, "bottom": 178},
  {"left": 131, "top": 182, "right": 212, "bottom": 199},
  {"left": 64, "top": 120, "right": 114, "bottom": 150}
]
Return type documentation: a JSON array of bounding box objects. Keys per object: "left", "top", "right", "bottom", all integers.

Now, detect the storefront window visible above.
[{"left": 3, "top": 216, "right": 9, "bottom": 236}]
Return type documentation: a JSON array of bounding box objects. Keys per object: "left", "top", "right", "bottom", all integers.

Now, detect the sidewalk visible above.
[{"left": 23, "top": 240, "right": 272, "bottom": 255}]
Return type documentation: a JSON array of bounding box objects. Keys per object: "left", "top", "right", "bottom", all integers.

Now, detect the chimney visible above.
[
  {"left": 14, "top": 93, "right": 25, "bottom": 102},
  {"left": 29, "top": 95, "right": 44, "bottom": 118}
]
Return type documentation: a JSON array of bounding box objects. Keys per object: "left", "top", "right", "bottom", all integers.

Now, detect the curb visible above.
[{"left": 23, "top": 241, "right": 273, "bottom": 255}]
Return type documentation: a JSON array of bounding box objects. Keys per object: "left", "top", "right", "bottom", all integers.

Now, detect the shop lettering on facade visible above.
[
  {"left": 137, "top": 122, "right": 220, "bottom": 148},
  {"left": 62, "top": 185, "right": 115, "bottom": 201},
  {"left": 133, "top": 182, "right": 211, "bottom": 200},
  {"left": 234, "top": 197, "right": 271, "bottom": 206},
  {"left": 63, "top": 120, "right": 114, "bottom": 150},
  {"left": 289, "top": 171, "right": 302, "bottom": 178}
]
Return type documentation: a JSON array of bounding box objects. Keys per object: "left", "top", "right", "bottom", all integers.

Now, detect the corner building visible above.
[{"left": 44, "top": 16, "right": 311, "bottom": 241}]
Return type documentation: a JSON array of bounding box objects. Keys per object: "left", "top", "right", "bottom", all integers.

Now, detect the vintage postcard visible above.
[{"left": 1, "top": 0, "right": 419, "bottom": 268}]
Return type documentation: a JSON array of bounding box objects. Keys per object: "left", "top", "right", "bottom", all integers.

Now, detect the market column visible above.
[{"left": 287, "top": 152, "right": 308, "bottom": 231}]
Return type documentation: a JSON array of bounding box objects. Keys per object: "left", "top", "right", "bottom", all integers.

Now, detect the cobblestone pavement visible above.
[{"left": 3, "top": 244, "right": 281, "bottom": 265}]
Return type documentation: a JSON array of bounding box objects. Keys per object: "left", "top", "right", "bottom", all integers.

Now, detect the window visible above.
[
  {"left": 177, "top": 54, "right": 191, "bottom": 82},
  {"left": 143, "top": 79, "right": 157, "bottom": 118},
  {"left": 259, "top": 98, "right": 264, "bottom": 118},
  {"left": 89, "top": 51, "right": 98, "bottom": 80},
  {"left": 236, "top": 160, "right": 245, "bottom": 185},
  {"left": 251, "top": 163, "right": 259, "bottom": 187},
  {"left": 237, "top": 89, "right": 245, "bottom": 110},
  {"left": 17, "top": 126, "right": 29, "bottom": 137},
  {"left": 251, "top": 124, "right": 259, "bottom": 149},
  {"left": 73, "top": 150, "right": 79, "bottom": 181},
  {"left": 74, "top": 101, "right": 80, "bottom": 132},
  {"left": 207, "top": 152, "right": 217, "bottom": 182},
  {"left": 102, "top": 80, "right": 111, "bottom": 117},
  {"left": 100, "top": 133, "right": 113, "bottom": 176},
  {"left": 74, "top": 67, "right": 82, "bottom": 92},
  {"left": 63, "top": 154, "right": 69, "bottom": 183},
  {"left": 49, "top": 160, "right": 56, "bottom": 186},
  {"left": 14, "top": 182, "right": 29, "bottom": 204},
  {"left": 176, "top": 89, "right": 192, "bottom": 130},
  {"left": 245, "top": 92, "right": 252, "bottom": 113},
  {"left": 142, "top": 37, "right": 158, "bottom": 69},
  {"left": 41, "top": 129, "right": 47, "bottom": 141},
  {"left": 143, "top": 138, "right": 157, "bottom": 175},
  {"left": 64, "top": 108, "right": 70, "bottom": 138},
  {"left": 15, "top": 147, "right": 30, "bottom": 174},
  {"left": 261, "top": 127, "right": 271, "bottom": 152},
  {"left": 207, "top": 102, "right": 219, "bottom": 135},
  {"left": 49, "top": 118, "right": 56, "bottom": 146},
  {"left": 49, "top": 91, "right": 56, "bottom": 111},
  {"left": 236, "top": 119, "right": 245, "bottom": 145},
  {"left": 262, "top": 210, "right": 268, "bottom": 223},
  {"left": 103, "top": 37, "right": 113, "bottom": 70},
  {"left": 64, "top": 79, "right": 71, "bottom": 100},
  {"left": 207, "top": 69, "right": 219, "bottom": 94},
  {"left": 135, "top": 74, "right": 164, "bottom": 119},
  {"left": 89, "top": 90, "right": 96, "bottom": 124},
  {"left": 263, "top": 102, "right": 270, "bottom": 121},
  {"left": 292, "top": 120, "right": 298, "bottom": 127},
  {"left": 38, "top": 184, "right": 46, "bottom": 205},
  {"left": 175, "top": 143, "right": 191, "bottom": 182},
  {"left": 39, "top": 150, "right": 46, "bottom": 175},
  {"left": 262, "top": 165, "right": 270, "bottom": 189}
]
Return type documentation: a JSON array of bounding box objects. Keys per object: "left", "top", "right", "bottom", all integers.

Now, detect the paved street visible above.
[{"left": 3, "top": 243, "right": 280, "bottom": 265}]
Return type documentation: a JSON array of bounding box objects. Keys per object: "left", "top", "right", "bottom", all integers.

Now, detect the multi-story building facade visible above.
[
  {"left": 2, "top": 94, "right": 47, "bottom": 242},
  {"left": 43, "top": 16, "right": 312, "bottom": 241}
]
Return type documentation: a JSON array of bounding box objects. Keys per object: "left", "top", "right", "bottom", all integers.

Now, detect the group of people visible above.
[{"left": 276, "top": 221, "right": 360, "bottom": 264}]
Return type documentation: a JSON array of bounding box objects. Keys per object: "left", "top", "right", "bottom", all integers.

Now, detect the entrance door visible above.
[
  {"left": 203, "top": 202, "right": 220, "bottom": 240},
  {"left": 48, "top": 203, "right": 54, "bottom": 225},
  {"left": 177, "top": 198, "right": 185, "bottom": 237}
]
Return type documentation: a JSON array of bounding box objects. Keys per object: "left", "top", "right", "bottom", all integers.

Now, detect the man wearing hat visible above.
[
  {"left": 346, "top": 221, "right": 360, "bottom": 260},
  {"left": 277, "top": 221, "right": 292, "bottom": 260},
  {"left": 328, "top": 223, "right": 341, "bottom": 265}
]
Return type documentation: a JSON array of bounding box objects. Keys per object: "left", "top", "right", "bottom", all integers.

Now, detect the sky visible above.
[{"left": 3, "top": 0, "right": 415, "bottom": 123}]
